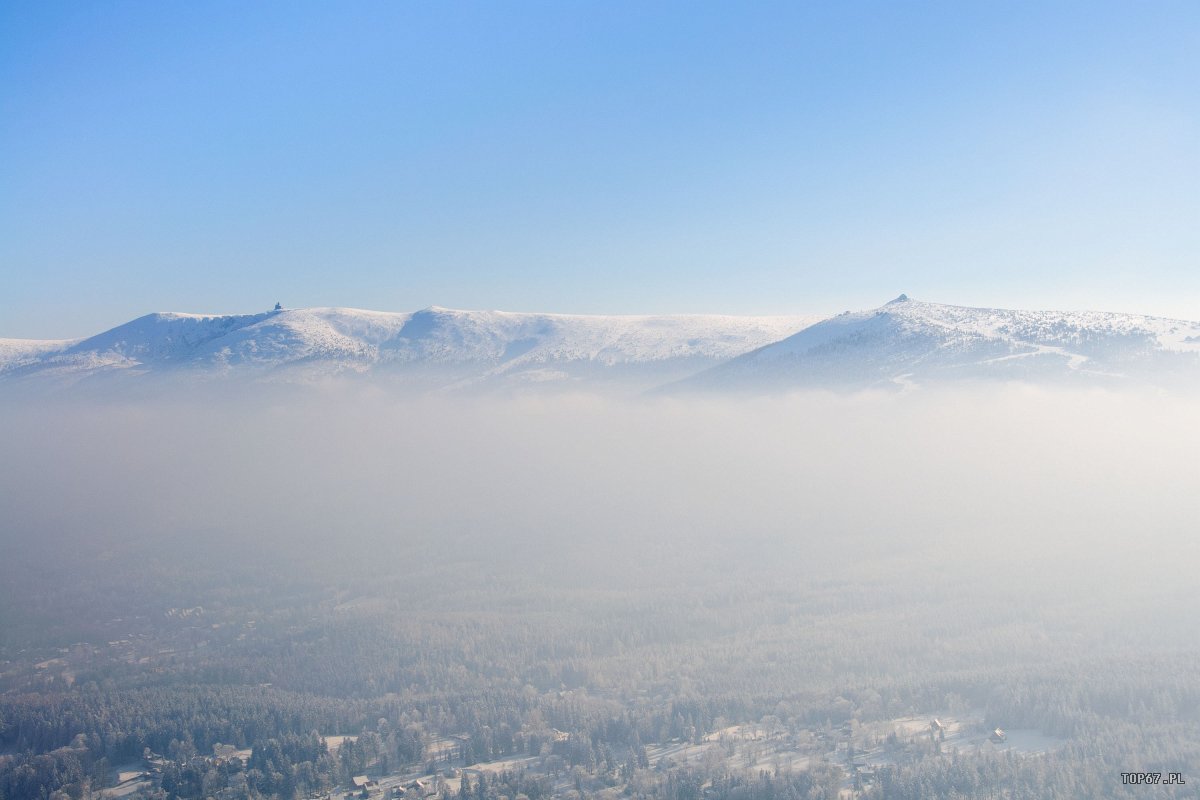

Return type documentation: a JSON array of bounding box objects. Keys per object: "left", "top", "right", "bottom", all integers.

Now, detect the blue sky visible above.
[{"left": 1, "top": 1, "right": 1197, "bottom": 338}]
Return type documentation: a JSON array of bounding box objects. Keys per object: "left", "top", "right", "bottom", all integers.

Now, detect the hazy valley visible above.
[{"left": 2, "top": 384, "right": 1199, "bottom": 800}]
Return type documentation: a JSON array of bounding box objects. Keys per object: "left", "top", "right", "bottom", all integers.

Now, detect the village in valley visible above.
[{"left": 99, "top": 713, "right": 1062, "bottom": 800}]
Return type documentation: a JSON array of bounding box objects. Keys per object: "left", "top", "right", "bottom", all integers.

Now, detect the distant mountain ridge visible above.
[
  {"left": 682, "top": 295, "right": 1200, "bottom": 391},
  {"left": 3, "top": 298, "right": 1199, "bottom": 394},
  {"left": 0, "top": 305, "right": 819, "bottom": 392}
]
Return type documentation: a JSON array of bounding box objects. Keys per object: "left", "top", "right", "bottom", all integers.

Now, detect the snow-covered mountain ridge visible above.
[
  {"left": 0, "top": 305, "right": 820, "bottom": 391},
  {"left": 685, "top": 295, "right": 1200, "bottom": 390},
  {"left": 4, "top": 298, "right": 1199, "bottom": 393}
]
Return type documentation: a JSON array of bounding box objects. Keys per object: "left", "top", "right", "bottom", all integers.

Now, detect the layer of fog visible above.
[{"left": 2, "top": 384, "right": 1197, "bottom": 649}]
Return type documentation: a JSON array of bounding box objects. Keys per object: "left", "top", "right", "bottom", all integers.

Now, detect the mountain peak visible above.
[{"left": 684, "top": 297, "right": 1200, "bottom": 392}]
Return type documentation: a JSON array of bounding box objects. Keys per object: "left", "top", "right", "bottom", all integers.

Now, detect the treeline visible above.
[
  {"left": 0, "top": 737, "right": 110, "bottom": 800},
  {"left": 6, "top": 643, "right": 1200, "bottom": 799},
  {"left": 663, "top": 768, "right": 842, "bottom": 800},
  {"left": 0, "top": 686, "right": 366, "bottom": 763},
  {"left": 160, "top": 733, "right": 342, "bottom": 800}
]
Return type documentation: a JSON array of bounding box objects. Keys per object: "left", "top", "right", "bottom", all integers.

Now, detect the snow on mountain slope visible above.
[
  {"left": 685, "top": 295, "right": 1200, "bottom": 391},
  {"left": 376, "top": 307, "right": 813, "bottom": 365},
  {"left": 0, "top": 306, "right": 821, "bottom": 391},
  {"left": 8, "top": 298, "right": 1197, "bottom": 394},
  {"left": 0, "top": 338, "right": 74, "bottom": 373},
  {"left": 198, "top": 306, "right": 820, "bottom": 374},
  {"left": 72, "top": 311, "right": 278, "bottom": 365},
  {"left": 0, "top": 311, "right": 280, "bottom": 379}
]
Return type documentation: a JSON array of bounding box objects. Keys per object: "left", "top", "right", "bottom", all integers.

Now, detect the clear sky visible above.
[{"left": 1, "top": 1, "right": 1197, "bottom": 338}]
